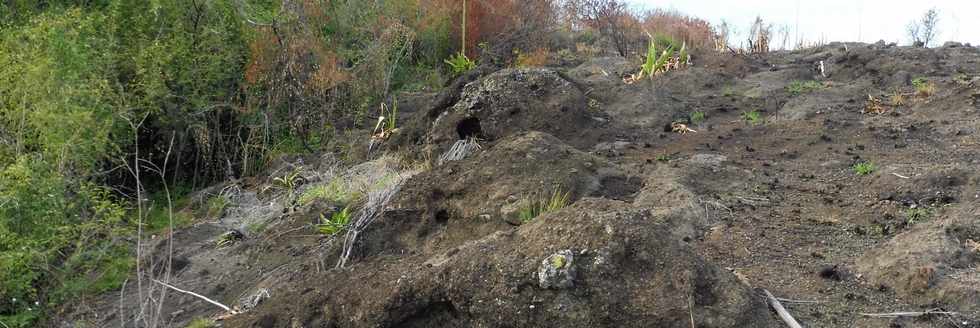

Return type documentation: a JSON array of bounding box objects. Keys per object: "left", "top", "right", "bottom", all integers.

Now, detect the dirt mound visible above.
[
  {"left": 228, "top": 199, "right": 773, "bottom": 328},
  {"left": 425, "top": 68, "right": 609, "bottom": 151},
  {"left": 856, "top": 204, "right": 980, "bottom": 315},
  {"left": 356, "top": 131, "right": 639, "bottom": 260}
]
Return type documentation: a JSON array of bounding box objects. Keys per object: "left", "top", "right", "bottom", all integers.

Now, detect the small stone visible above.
[{"left": 538, "top": 250, "right": 576, "bottom": 289}]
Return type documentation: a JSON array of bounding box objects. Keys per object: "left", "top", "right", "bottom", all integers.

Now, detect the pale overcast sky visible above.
[{"left": 626, "top": 0, "right": 980, "bottom": 48}]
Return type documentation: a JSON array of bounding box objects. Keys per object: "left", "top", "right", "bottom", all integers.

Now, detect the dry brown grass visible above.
[
  {"left": 516, "top": 48, "right": 551, "bottom": 67},
  {"left": 639, "top": 8, "right": 715, "bottom": 50}
]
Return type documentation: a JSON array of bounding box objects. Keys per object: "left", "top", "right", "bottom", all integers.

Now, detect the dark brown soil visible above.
[{"left": 60, "top": 42, "right": 980, "bottom": 328}]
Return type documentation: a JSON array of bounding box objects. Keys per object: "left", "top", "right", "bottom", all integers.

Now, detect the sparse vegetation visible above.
[
  {"left": 299, "top": 179, "right": 363, "bottom": 207},
  {"left": 905, "top": 207, "right": 932, "bottom": 226},
  {"left": 205, "top": 195, "right": 230, "bottom": 220},
  {"left": 786, "top": 80, "right": 823, "bottom": 95},
  {"left": 317, "top": 207, "right": 353, "bottom": 236},
  {"left": 912, "top": 77, "right": 936, "bottom": 97},
  {"left": 741, "top": 110, "right": 762, "bottom": 125},
  {"left": 215, "top": 230, "right": 243, "bottom": 248},
  {"left": 656, "top": 154, "right": 671, "bottom": 162},
  {"left": 518, "top": 186, "right": 571, "bottom": 223},
  {"left": 852, "top": 162, "right": 876, "bottom": 175},
  {"left": 273, "top": 168, "right": 304, "bottom": 198},
  {"left": 445, "top": 52, "right": 477, "bottom": 76},
  {"left": 906, "top": 8, "right": 940, "bottom": 47},
  {"left": 690, "top": 111, "right": 706, "bottom": 125},
  {"left": 186, "top": 317, "right": 217, "bottom": 328},
  {"left": 890, "top": 92, "right": 908, "bottom": 106}
]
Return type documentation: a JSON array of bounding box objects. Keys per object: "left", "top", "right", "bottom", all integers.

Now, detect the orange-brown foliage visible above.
[
  {"left": 516, "top": 48, "right": 551, "bottom": 67},
  {"left": 640, "top": 9, "right": 716, "bottom": 49}
]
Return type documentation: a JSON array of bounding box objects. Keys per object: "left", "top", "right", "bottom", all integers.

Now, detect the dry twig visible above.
[
  {"left": 763, "top": 289, "right": 803, "bottom": 328},
  {"left": 152, "top": 279, "right": 236, "bottom": 314}
]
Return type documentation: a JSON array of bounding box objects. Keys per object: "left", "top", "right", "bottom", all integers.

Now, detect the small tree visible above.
[
  {"left": 577, "top": 0, "right": 637, "bottom": 57},
  {"left": 907, "top": 8, "right": 939, "bottom": 47}
]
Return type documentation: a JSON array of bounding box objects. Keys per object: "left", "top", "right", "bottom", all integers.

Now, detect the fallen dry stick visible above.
[
  {"left": 860, "top": 309, "right": 958, "bottom": 318},
  {"left": 152, "top": 279, "right": 236, "bottom": 313},
  {"left": 763, "top": 289, "right": 803, "bottom": 328}
]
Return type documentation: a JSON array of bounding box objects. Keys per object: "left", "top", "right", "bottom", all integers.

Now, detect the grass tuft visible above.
[
  {"left": 786, "top": 80, "right": 823, "bottom": 95},
  {"left": 905, "top": 207, "right": 932, "bottom": 226},
  {"left": 689, "top": 111, "right": 706, "bottom": 125},
  {"left": 518, "top": 186, "right": 570, "bottom": 223}
]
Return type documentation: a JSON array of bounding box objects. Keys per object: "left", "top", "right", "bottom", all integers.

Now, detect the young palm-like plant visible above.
[{"left": 317, "top": 207, "right": 352, "bottom": 236}]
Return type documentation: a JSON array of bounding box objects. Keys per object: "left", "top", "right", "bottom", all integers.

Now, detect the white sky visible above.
[{"left": 626, "top": 0, "right": 980, "bottom": 47}]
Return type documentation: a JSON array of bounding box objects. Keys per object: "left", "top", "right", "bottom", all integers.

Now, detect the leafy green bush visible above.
[{"left": 444, "top": 52, "right": 477, "bottom": 76}]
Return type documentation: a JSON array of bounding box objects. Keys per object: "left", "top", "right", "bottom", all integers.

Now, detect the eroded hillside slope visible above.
[{"left": 65, "top": 42, "right": 980, "bottom": 328}]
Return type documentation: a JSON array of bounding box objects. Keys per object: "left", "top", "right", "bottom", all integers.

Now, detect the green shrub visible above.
[
  {"left": 786, "top": 80, "right": 823, "bottom": 95},
  {"left": 852, "top": 162, "right": 876, "bottom": 175}
]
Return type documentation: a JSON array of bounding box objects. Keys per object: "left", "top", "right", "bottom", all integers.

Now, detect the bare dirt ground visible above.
[{"left": 62, "top": 42, "right": 980, "bottom": 328}]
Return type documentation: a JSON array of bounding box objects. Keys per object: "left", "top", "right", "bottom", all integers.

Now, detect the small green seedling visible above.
[
  {"left": 852, "top": 162, "right": 876, "bottom": 175},
  {"left": 317, "top": 207, "right": 352, "bottom": 236},
  {"left": 741, "top": 110, "right": 762, "bottom": 125}
]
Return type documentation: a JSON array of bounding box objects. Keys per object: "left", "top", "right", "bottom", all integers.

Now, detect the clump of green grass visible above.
[
  {"left": 518, "top": 186, "right": 571, "bottom": 223},
  {"left": 905, "top": 207, "right": 932, "bottom": 226},
  {"left": 298, "top": 179, "right": 362, "bottom": 206},
  {"left": 186, "top": 317, "right": 217, "bottom": 328},
  {"left": 852, "top": 161, "right": 876, "bottom": 175},
  {"left": 317, "top": 207, "right": 352, "bottom": 236},
  {"left": 741, "top": 110, "right": 762, "bottom": 125},
  {"left": 655, "top": 154, "right": 670, "bottom": 162},
  {"left": 689, "top": 111, "right": 706, "bottom": 125},
  {"left": 786, "top": 80, "right": 823, "bottom": 95},
  {"left": 205, "top": 195, "right": 229, "bottom": 219}
]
